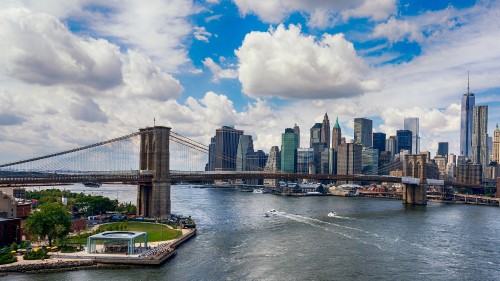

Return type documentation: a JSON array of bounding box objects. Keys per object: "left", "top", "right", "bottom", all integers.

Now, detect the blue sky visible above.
[{"left": 0, "top": 0, "right": 499, "bottom": 162}]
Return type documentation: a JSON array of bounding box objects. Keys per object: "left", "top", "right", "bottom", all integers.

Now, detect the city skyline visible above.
[{"left": 0, "top": 1, "right": 499, "bottom": 163}]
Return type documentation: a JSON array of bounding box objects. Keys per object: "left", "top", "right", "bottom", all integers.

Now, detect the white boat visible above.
[
  {"left": 327, "top": 212, "right": 337, "bottom": 217},
  {"left": 253, "top": 188, "right": 264, "bottom": 194},
  {"left": 268, "top": 209, "right": 276, "bottom": 213}
]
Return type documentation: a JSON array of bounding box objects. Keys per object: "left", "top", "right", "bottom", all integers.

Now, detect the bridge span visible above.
[
  {"left": 169, "top": 171, "right": 403, "bottom": 183},
  {"left": 0, "top": 126, "right": 485, "bottom": 217}
]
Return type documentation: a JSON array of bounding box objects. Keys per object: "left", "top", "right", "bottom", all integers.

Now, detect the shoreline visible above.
[{"left": 0, "top": 228, "right": 196, "bottom": 276}]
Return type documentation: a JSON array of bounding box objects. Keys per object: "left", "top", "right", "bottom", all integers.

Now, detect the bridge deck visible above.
[{"left": 0, "top": 171, "right": 481, "bottom": 188}]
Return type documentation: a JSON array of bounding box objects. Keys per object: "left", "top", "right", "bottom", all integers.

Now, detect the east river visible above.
[{"left": 12, "top": 184, "right": 500, "bottom": 280}]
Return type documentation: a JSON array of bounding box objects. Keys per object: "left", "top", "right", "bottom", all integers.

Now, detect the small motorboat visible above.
[
  {"left": 83, "top": 181, "right": 101, "bottom": 188},
  {"left": 327, "top": 212, "right": 337, "bottom": 218},
  {"left": 268, "top": 209, "right": 276, "bottom": 213}
]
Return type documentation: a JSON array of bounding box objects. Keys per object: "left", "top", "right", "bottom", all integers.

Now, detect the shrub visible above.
[
  {"left": 0, "top": 252, "right": 17, "bottom": 265},
  {"left": 60, "top": 246, "right": 77, "bottom": 253},
  {"left": 24, "top": 249, "right": 50, "bottom": 260}
]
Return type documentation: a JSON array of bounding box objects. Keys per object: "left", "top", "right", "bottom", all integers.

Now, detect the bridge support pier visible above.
[
  {"left": 402, "top": 154, "right": 428, "bottom": 206},
  {"left": 137, "top": 126, "right": 171, "bottom": 218},
  {"left": 402, "top": 183, "right": 427, "bottom": 205}
]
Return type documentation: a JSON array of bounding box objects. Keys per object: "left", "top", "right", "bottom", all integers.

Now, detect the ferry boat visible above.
[
  {"left": 239, "top": 187, "right": 254, "bottom": 192},
  {"left": 83, "top": 182, "right": 101, "bottom": 188}
]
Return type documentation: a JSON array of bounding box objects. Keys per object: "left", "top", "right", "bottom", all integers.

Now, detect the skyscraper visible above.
[
  {"left": 215, "top": 125, "right": 243, "bottom": 171},
  {"left": 281, "top": 128, "right": 298, "bottom": 173},
  {"left": 207, "top": 136, "right": 216, "bottom": 171},
  {"left": 320, "top": 148, "right": 333, "bottom": 174},
  {"left": 246, "top": 150, "right": 268, "bottom": 185},
  {"left": 487, "top": 136, "right": 492, "bottom": 163},
  {"left": 310, "top": 123, "right": 324, "bottom": 173},
  {"left": 310, "top": 123, "right": 322, "bottom": 147},
  {"left": 235, "top": 135, "right": 254, "bottom": 171},
  {"left": 397, "top": 130, "right": 412, "bottom": 154},
  {"left": 386, "top": 135, "right": 398, "bottom": 157},
  {"left": 264, "top": 146, "right": 281, "bottom": 171},
  {"left": 321, "top": 113, "right": 330, "bottom": 148},
  {"left": 437, "top": 142, "right": 449, "bottom": 157},
  {"left": 246, "top": 150, "right": 267, "bottom": 171},
  {"left": 362, "top": 147, "right": 379, "bottom": 175},
  {"left": 373, "top": 132, "right": 386, "bottom": 153},
  {"left": 294, "top": 124, "right": 300, "bottom": 148},
  {"left": 471, "top": 105, "right": 488, "bottom": 174},
  {"left": 354, "top": 118, "right": 373, "bottom": 147},
  {"left": 493, "top": 124, "right": 500, "bottom": 163},
  {"left": 404, "top": 117, "right": 419, "bottom": 154},
  {"left": 337, "top": 143, "right": 362, "bottom": 175},
  {"left": 460, "top": 75, "right": 475, "bottom": 157},
  {"left": 264, "top": 146, "right": 281, "bottom": 187},
  {"left": 297, "top": 148, "right": 314, "bottom": 174},
  {"left": 331, "top": 117, "right": 342, "bottom": 151}
]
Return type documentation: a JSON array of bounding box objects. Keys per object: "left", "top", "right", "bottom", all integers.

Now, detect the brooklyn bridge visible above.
[{"left": 0, "top": 126, "right": 478, "bottom": 217}]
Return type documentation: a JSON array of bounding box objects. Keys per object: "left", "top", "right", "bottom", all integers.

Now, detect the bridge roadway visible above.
[
  {"left": 169, "top": 171, "right": 403, "bottom": 183},
  {"left": 0, "top": 170, "right": 480, "bottom": 188}
]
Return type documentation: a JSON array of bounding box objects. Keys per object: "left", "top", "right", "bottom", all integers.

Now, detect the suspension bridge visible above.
[{"left": 0, "top": 126, "right": 477, "bottom": 217}]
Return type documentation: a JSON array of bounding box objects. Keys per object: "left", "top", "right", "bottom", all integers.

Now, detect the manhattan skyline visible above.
[{"left": 0, "top": 1, "right": 499, "bottom": 163}]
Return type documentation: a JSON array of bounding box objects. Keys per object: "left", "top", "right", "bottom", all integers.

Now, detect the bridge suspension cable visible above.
[
  {"left": 170, "top": 131, "right": 266, "bottom": 172},
  {"left": 363, "top": 160, "right": 403, "bottom": 176}
]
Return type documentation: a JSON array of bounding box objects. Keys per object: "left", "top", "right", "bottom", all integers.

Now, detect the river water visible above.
[{"left": 12, "top": 184, "right": 500, "bottom": 280}]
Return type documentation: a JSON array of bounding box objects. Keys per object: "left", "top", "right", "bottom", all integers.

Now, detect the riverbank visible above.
[
  {"left": 0, "top": 228, "right": 196, "bottom": 275},
  {"left": 0, "top": 259, "right": 140, "bottom": 277}
]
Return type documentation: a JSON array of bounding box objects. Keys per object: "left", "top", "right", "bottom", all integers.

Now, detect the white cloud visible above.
[
  {"left": 0, "top": 8, "right": 184, "bottom": 102},
  {"left": 377, "top": 105, "right": 461, "bottom": 155},
  {"left": 236, "top": 24, "right": 379, "bottom": 99},
  {"left": 0, "top": 8, "right": 123, "bottom": 90},
  {"left": 371, "top": 5, "right": 470, "bottom": 44},
  {"left": 0, "top": 1, "right": 200, "bottom": 73},
  {"left": 69, "top": 96, "right": 108, "bottom": 123},
  {"left": 307, "top": 9, "right": 336, "bottom": 29},
  {"left": 342, "top": 0, "right": 396, "bottom": 21},
  {"left": 202, "top": 57, "right": 238, "bottom": 82},
  {"left": 86, "top": 0, "right": 198, "bottom": 72},
  {"left": 193, "top": 26, "right": 212, "bottom": 42},
  {"left": 0, "top": 0, "right": 87, "bottom": 18},
  {"left": 232, "top": 0, "right": 395, "bottom": 27},
  {"left": 120, "top": 51, "right": 184, "bottom": 101},
  {"left": 372, "top": 17, "right": 423, "bottom": 43},
  {"left": 205, "top": 14, "right": 222, "bottom": 23}
]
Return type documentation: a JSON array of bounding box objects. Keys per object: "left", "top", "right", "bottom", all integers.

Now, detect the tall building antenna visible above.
[{"left": 467, "top": 70, "right": 470, "bottom": 94}]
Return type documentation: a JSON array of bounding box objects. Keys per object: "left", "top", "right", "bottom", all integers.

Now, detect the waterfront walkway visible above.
[{"left": 0, "top": 228, "right": 196, "bottom": 273}]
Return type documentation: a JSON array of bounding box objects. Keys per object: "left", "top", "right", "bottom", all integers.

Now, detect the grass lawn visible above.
[
  {"left": 99, "top": 222, "right": 182, "bottom": 242},
  {"left": 67, "top": 222, "right": 182, "bottom": 245}
]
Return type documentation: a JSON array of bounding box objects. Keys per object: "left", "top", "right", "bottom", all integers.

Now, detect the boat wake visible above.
[{"left": 272, "top": 211, "right": 383, "bottom": 250}]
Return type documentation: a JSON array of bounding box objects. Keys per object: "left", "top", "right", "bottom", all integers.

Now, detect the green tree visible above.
[
  {"left": 74, "top": 195, "right": 117, "bottom": 216},
  {"left": 25, "top": 202, "right": 71, "bottom": 246},
  {"left": 116, "top": 202, "right": 137, "bottom": 214}
]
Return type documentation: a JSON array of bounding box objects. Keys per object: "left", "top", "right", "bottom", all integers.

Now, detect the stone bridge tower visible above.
[
  {"left": 402, "top": 154, "right": 427, "bottom": 205},
  {"left": 137, "top": 126, "right": 171, "bottom": 217}
]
